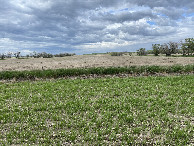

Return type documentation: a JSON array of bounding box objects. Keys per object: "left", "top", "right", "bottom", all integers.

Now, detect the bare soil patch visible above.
[{"left": 0, "top": 55, "right": 194, "bottom": 71}]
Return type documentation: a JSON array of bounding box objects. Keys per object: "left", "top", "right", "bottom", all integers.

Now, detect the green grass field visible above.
[{"left": 0, "top": 75, "right": 193, "bottom": 145}]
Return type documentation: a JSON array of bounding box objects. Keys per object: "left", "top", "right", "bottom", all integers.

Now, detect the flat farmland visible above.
[
  {"left": 1, "top": 55, "right": 194, "bottom": 71},
  {"left": 0, "top": 75, "right": 193, "bottom": 145},
  {"left": 0, "top": 55, "right": 194, "bottom": 145}
]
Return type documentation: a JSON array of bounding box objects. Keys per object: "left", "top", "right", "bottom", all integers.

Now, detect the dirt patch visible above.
[{"left": 0, "top": 55, "right": 194, "bottom": 71}]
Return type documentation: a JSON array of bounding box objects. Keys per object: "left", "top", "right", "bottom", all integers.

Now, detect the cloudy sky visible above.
[{"left": 0, "top": 0, "right": 194, "bottom": 55}]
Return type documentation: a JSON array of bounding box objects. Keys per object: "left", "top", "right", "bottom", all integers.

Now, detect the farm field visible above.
[
  {"left": 0, "top": 75, "right": 193, "bottom": 145},
  {"left": 1, "top": 55, "right": 194, "bottom": 71}
]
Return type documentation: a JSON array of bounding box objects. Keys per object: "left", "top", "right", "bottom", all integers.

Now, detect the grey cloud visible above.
[
  {"left": 154, "top": 17, "right": 178, "bottom": 26},
  {"left": 121, "top": 24, "right": 177, "bottom": 37},
  {"left": 92, "top": 10, "right": 155, "bottom": 23},
  {"left": 0, "top": 0, "right": 193, "bottom": 54},
  {"left": 153, "top": 7, "right": 185, "bottom": 20},
  {"left": 130, "top": 0, "right": 194, "bottom": 9}
]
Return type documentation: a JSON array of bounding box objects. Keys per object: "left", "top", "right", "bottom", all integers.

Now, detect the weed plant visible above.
[{"left": 0, "top": 75, "right": 193, "bottom": 145}]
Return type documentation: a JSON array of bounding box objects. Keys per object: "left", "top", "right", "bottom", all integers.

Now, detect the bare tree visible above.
[
  {"left": 14, "top": 52, "right": 21, "bottom": 58},
  {"left": 137, "top": 48, "right": 147, "bottom": 56}
]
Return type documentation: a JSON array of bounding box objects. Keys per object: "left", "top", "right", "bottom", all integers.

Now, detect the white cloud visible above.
[{"left": 0, "top": 0, "right": 193, "bottom": 54}]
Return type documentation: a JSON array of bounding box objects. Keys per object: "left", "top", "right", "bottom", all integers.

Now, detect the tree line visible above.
[
  {"left": 0, "top": 51, "right": 76, "bottom": 60},
  {"left": 137, "top": 38, "right": 194, "bottom": 56},
  {"left": 0, "top": 38, "right": 193, "bottom": 59}
]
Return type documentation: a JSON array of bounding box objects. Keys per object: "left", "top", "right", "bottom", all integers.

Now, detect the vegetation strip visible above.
[
  {"left": 0, "top": 75, "right": 193, "bottom": 145},
  {"left": 0, "top": 64, "right": 194, "bottom": 81}
]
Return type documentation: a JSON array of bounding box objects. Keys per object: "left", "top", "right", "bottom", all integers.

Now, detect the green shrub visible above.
[
  {"left": 54, "top": 53, "right": 75, "bottom": 57},
  {"left": 0, "top": 64, "right": 193, "bottom": 81},
  {"left": 110, "top": 52, "right": 124, "bottom": 56}
]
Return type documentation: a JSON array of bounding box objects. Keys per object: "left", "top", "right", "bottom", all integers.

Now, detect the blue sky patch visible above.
[
  {"left": 147, "top": 21, "right": 156, "bottom": 25},
  {"left": 182, "top": 13, "right": 194, "bottom": 17},
  {"left": 155, "top": 13, "right": 168, "bottom": 18},
  {"left": 119, "top": 8, "right": 129, "bottom": 12}
]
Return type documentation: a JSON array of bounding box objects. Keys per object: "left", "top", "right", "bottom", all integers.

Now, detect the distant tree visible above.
[
  {"left": 32, "top": 51, "right": 42, "bottom": 58},
  {"left": 32, "top": 51, "right": 38, "bottom": 58},
  {"left": 160, "top": 42, "right": 178, "bottom": 56},
  {"left": 41, "top": 52, "right": 53, "bottom": 58},
  {"left": 26, "top": 54, "right": 30, "bottom": 58},
  {"left": 168, "top": 42, "right": 179, "bottom": 54},
  {"left": 152, "top": 44, "right": 161, "bottom": 56},
  {"left": 181, "top": 38, "right": 194, "bottom": 56},
  {"left": 14, "top": 52, "right": 21, "bottom": 58},
  {"left": 137, "top": 48, "right": 147, "bottom": 56},
  {"left": 0, "top": 53, "right": 5, "bottom": 60}
]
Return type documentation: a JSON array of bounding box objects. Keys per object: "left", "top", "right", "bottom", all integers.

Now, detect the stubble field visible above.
[{"left": 1, "top": 55, "right": 194, "bottom": 71}]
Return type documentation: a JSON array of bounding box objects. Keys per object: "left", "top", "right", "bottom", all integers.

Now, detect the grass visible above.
[
  {"left": 171, "top": 55, "right": 194, "bottom": 57},
  {"left": 0, "top": 64, "right": 194, "bottom": 81},
  {"left": 17, "top": 57, "right": 29, "bottom": 59},
  {"left": 0, "top": 75, "right": 193, "bottom": 145}
]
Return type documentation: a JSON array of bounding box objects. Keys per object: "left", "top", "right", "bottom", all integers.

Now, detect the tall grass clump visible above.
[
  {"left": 0, "top": 64, "right": 193, "bottom": 81},
  {"left": 110, "top": 52, "right": 124, "bottom": 56}
]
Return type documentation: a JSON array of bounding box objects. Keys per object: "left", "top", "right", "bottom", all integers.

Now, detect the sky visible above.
[{"left": 0, "top": 0, "right": 194, "bottom": 55}]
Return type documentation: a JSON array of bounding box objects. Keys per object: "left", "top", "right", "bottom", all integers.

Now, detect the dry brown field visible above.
[{"left": 0, "top": 54, "right": 194, "bottom": 71}]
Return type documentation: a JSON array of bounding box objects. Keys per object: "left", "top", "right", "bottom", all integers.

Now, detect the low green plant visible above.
[
  {"left": 110, "top": 52, "right": 124, "bottom": 56},
  {"left": 0, "top": 75, "right": 193, "bottom": 145},
  {"left": 0, "top": 65, "right": 193, "bottom": 81}
]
